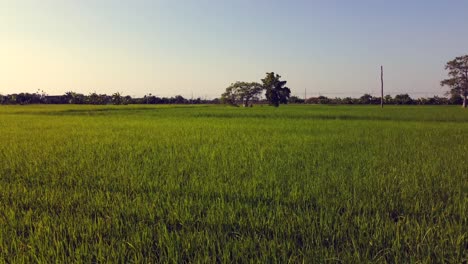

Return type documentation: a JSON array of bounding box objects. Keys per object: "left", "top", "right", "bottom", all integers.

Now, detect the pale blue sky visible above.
[{"left": 1, "top": 0, "right": 467, "bottom": 98}]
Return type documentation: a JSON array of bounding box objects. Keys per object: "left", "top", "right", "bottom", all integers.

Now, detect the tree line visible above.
[
  {"left": 0, "top": 92, "right": 220, "bottom": 105},
  {"left": 0, "top": 91, "right": 463, "bottom": 106},
  {"left": 289, "top": 93, "right": 464, "bottom": 105},
  {"left": 1, "top": 55, "right": 467, "bottom": 107},
  {"left": 221, "top": 55, "right": 468, "bottom": 108}
]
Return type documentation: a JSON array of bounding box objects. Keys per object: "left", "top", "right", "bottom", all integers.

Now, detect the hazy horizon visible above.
[{"left": 1, "top": 0, "right": 468, "bottom": 98}]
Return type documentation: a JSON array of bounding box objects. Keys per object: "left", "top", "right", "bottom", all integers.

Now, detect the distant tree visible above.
[
  {"left": 101, "top": 94, "right": 111, "bottom": 104},
  {"left": 394, "top": 94, "right": 414, "bottom": 105},
  {"left": 14, "top": 93, "right": 42, "bottom": 105},
  {"left": 416, "top": 98, "right": 429, "bottom": 105},
  {"left": 88, "top": 93, "right": 100, "bottom": 105},
  {"left": 441, "top": 55, "right": 468, "bottom": 108},
  {"left": 305, "top": 96, "right": 330, "bottom": 104},
  {"left": 144, "top": 94, "right": 161, "bottom": 104},
  {"left": 221, "top": 82, "right": 263, "bottom": 107},
  {"left": 261, "top": 72, "right": 291, "bottom": 107},
  {"left": 64, "top": 92, "right": 74, "bottom": 104},
  {"left": 427, "top": 96, "right": 448, "bottom": 105},
  {"left": 289, "top": 96, "right": 305, "bottom": 104},
  {"left": 112, "top": 92, "right": 123, "bottom": 105},
  {"left": 414, "top": 95, "right": 450, "bottom": 105},
  {"left": 384, "top": 95, "right": 393, "bottom": 104},
  {"left": 64, "top": 91, "right": 85, "bottom": 104},
  {"left": 174, "top": 95, "right": 187, "bottom": 104},
  {"left": 124, "top": 95, "right": 132, "bottom": 105},
  {"left": 145, "top": 93, "right": 152, "bottom": 104},
  {"left": 6, "top": 94, "right": 16, "bottom": 104},
  {"left": 342, "top": 97, "right": 354, "bottom": 104},
  {"left": 88, "top": 93, "right": 109, "bottom": 105},
  {"left": 159, "top": 97, "right": 169, "bottom": 104},
  {"left": 317, "top": 96, "right": 330, "bottom": 104},
  {"left": 359, "top": 94, "right": 373, "bottom": 104},
  {"left": 34, "top": 89, "right": 47, "bottom": 104},
  {"left": 193, "top": 97, "right": 202, "bottom": 104},
  {"left": 75, "top": 93, "right": 86, "bottom": 104}
]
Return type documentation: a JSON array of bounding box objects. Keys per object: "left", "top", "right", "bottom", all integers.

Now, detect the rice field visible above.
[{"left": 0, "top": 104, "right": 466, "bottom": 263}]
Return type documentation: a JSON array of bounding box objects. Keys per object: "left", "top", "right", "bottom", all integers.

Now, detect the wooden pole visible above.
[{"left": 381, "top": 66, "right": 384, "bottom": 108}]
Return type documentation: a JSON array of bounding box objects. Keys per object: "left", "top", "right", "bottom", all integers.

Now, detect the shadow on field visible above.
[
  {"left": 194, "top": 112, "right": 467, "bottom": 123},
  {"left": 195, "top": 113, "right": 395, "bottom": 121},
  {"left": 7, "top": 105, "right": 211, "bottom": 116},
  {"left": 6, "top": 106, "right": 467, "bottom": 123}
]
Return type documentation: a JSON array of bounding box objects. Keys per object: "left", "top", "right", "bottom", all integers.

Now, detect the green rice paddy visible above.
[{"left": 0, "top": 105, "right": 466, "bottom": 263}]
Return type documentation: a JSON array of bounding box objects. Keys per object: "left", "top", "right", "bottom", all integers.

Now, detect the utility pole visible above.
[
  {"left": 381, "top": 66, "right": 384, "bottom": 108},
  {"left": 304, "top": 88, "right": 307, "bottom": 103}
]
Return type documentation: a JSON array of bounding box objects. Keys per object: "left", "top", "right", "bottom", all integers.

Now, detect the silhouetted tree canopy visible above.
[
  {"left": 441, "top": 55, "right": 468, "bottom": 108},
  {"left": 221, "top": 82, "right": 263, "bottom": 107},
  {"left": 394, "top": 94, "right": 414, "bottom": 105},
  {"left": 261, "top": 72, "right": 291, "bottom": 107}
]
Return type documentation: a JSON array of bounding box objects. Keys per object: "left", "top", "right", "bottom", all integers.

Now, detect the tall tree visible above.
[
  {"left": 221, "top": 82, "right": 263, "bottom": 107},
  {"left": 261, "top": 72, "right": 291, "bottom": 107},
  {"left": 441, "top": 55, "right": 468, "bottom": 108}
]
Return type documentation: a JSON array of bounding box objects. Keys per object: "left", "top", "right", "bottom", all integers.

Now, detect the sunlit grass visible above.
[{"left": 0, "top": 105, "right": 466, "bottom": 262}]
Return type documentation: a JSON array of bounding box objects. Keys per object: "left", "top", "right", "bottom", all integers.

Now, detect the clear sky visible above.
[{"left": 1, "top": 0, "right": 467, "bottom": 98}]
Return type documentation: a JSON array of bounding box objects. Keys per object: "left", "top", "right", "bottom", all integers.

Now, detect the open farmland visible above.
[{"left": 0, "top": 105, "right": 466, "bottom": 263}]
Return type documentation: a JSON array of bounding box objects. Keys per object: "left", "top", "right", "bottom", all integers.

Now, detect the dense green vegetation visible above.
[{"left": 0, "top": 105, "right": 466, "bottom": 263}]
